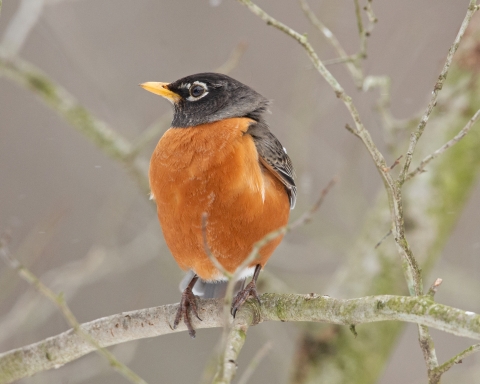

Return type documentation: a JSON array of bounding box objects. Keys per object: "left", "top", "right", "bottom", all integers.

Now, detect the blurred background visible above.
[{"left": 1, "top": 0, "right": 479, "bottom": 383}]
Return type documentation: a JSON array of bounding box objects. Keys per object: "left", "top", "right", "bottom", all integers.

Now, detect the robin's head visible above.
[{"left": 140, "top": 73, "right": 269, "bottom": 128}]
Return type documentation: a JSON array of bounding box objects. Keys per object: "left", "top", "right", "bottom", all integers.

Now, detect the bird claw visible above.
[
  {"left": 231, "top": 281, "right": 261, "bottom": 318},
  {"left": 174, "top": 286, "right": 202, "bottom": 338}
]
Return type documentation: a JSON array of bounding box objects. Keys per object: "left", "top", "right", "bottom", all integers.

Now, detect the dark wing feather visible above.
[{"left": 247, "top": 122, "right": 297, "bottom": 209}]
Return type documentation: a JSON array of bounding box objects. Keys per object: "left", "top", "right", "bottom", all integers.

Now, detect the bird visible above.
[{"left": 140, "top": 73, "right": 296, "bottom": 337}]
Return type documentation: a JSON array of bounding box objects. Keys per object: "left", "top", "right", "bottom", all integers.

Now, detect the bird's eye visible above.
[{"left": 190, "top": 84, "right": 205, "bottom": 98}]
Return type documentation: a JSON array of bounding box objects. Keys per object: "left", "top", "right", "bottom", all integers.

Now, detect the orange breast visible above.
[{"left": 149, "top": 117, "right": 290, "bottom": 281}]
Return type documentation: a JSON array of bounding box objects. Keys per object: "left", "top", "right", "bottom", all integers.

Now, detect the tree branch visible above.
[
  {"left": 431, "top": 343, "right": 480, "bottom": 382},
  {"left": 236, "top": 2, "right": 480, "bottom": 383},
  {"left": 406, "top": 108, "right": 480, "bottom": 181},
  {"left": 297, "top": 0, "right": 364, "bottom": 87},
  {"left": 1, "top": 294, "right": 479, "bottom": 383},
  {"left": 398, "top": 0, "right": 479, "bottom": 184}
]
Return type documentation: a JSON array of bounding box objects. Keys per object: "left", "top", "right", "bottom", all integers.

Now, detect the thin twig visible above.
[
  {"left": 374, "top": 230, "right": 392, "bottom": 249},
  {"left": 364, "top": 0, "right": 378, "bottom": 24},
  {"left": 433, "top": 344, "right": 480, "bottom": 380},
  {"left": 345, "top": 123, "right": 360, "bottom": 138},
  {"left": 382, "top": 155, "right": 403, "bottom": 173},
  {"left": 406, "top": 108, "right": 480, "bottom": 182},
  {"left": 0, "top": 238, "right": 148, "bottom": 384},
  {"left": 229, "top": 176, "right": 338, "bottom": 285},
  {"left": 322, "top": 55, "right": 360, "bottom": 66},
  {"left": 298, "top": 0, "right": 363, "bottom": 86},
  {"left": 353, "top": 0, "right": 368, "bottom": 58},
  {"left": 398, "top": 0, "right": 479, "bottom": 185},
  {"left": 363, "top": 75, "right": 400, "bottom": 152},
  {"left": 427, "top": 278, "right": 443, "bottom": 299}
]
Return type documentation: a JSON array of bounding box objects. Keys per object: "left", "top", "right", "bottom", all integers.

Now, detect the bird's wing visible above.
[{"left": 247, "top": 122, "right": 297, "bottom": 209}]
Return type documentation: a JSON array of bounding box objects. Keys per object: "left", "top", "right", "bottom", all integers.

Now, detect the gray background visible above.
[{"left": 0, "top": 0, "right": 479, "bottom": 383}]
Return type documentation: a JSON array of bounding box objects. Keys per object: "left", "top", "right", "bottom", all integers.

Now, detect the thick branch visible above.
[{"left": 1, "top": 294, "right": 480, "bottom": 383}]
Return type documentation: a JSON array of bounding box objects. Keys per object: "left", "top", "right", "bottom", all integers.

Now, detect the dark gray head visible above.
[{"left": 141, "top": 73, "right": 269, "bottom": 128}]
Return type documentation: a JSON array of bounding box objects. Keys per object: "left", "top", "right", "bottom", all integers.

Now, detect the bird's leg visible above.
[
  {"left": 231, "top": 264, "right": 262, "bottom": 317},
  {"left": 174, "top": 274, "right": 202, "bottom": 338}
]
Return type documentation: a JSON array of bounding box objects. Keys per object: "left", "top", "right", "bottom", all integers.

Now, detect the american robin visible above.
[{"left": 141, "top": 73, "right": 296, "bottom": 337}]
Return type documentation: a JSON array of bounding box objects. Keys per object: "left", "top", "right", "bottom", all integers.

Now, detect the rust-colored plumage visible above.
[
  {"left": 149, "top": 117, "right": 289, "bottom": 280},
  {"left": 141, "top": 73, "right": 296, "bottom": 337}
]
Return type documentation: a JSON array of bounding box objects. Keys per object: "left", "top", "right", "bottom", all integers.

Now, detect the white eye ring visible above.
[{"left": 186, "top": 81, "right": 209, "bottom": 101}]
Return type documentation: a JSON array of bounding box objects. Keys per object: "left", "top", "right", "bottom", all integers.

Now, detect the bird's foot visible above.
[
  {"left": 231, "top": 280, "right": 261, "bottom": 318},
  {"left": 173, "top": 286, "right": 202, "bottom": 338}
]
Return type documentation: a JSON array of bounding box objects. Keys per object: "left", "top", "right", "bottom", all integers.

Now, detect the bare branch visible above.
[
  {"left": 353, "top": 0, "right": 367, "bottom": 58},
  {"left": 432, "top": 343, "right": 480, "bottom": 382},
  {"left": 2, "top": 294, "right": 480, "bottom": 383},
  {"left": 382, "top": 155, "right": 403, "bottom": 173},
  {"left": 345, "top": 123, "right": 360, "bottom": 138},
  {"left": 237, "top": 0, "right": 423, "bottom": 304},
  {"left": 374, "top": 229, "right": 392, "bottom": 249},
  {"left": 398, "top": 0, "right": 479, "bottom": 184},
  {"left": 298, "top": 0, "right": 364, "bottom": 86},
  {"left": 427, "top": 278, "right": 443, "bottom": 299},
  {"left": 406, "top": 108, "right": 480, "bottom": 181},
  {"left": 364, "top": 0, "right": 378, "bottom": 25}
]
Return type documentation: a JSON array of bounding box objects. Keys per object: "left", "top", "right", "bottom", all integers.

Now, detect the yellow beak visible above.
[{"left": 139, "top": 82, "right": 181, "bottom": 103}]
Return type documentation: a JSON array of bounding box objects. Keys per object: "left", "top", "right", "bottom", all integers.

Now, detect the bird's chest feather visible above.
[{"left": 149, "top": 118, "right": 265, "bottom": 221}]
